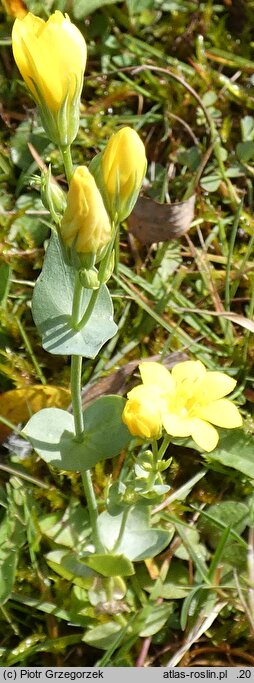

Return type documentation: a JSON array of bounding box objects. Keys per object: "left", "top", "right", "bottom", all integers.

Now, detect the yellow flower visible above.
[
  {"left": 12, "top": 11, "right": 87, "bottom": 146},
  {"left": 122, "top": 393, "right": 162, "bottom": 439},
  {"left": 60, "top": 166, "right": 111, "bottom": 259},
  {"left": 123, "top": 360, "right": 242, "bottom": 452},
  {"left": 91, "top": 127, "right": 147, "bottom": 222}
]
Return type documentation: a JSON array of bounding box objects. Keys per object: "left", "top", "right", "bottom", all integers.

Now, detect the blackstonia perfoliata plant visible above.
[{"left": 11, "top": 8, "right": 243, "bottom": 632}]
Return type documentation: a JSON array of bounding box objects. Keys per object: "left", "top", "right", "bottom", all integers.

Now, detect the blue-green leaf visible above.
[
  {"left": 207, "top": 429, "right": 254, "bottom": 479},
  {"left": 32, "top": 232, "right": 117, "bottom": 357},
  {"left": 83, "top": 553, "right": 134, "bottom": 577},
  {"left": 99, "top": 505, "right": 170, "bottom": 560},
  {"left": 22, "top": 396, "right": 131, "bottom": 471}
]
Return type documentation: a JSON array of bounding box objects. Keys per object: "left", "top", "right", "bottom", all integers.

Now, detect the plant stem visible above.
[
  {"left": 70, "top": 356, "right": 84, "bottom": 439},
  {"left": 158, "top": 435, "right": 171, "bottom": 459},
  {"left": 70, "top": 275, "right": 84, "bottom": 438},
  {"left": 70, "top": 352, "right": 103, "bottom": 551},
  {"left": 60, "top": 145, "right": 74, "bottom": 184},
  {"left": 70, "top": 273, "right": 103, "bottom": 550},
  {"left": 60, "top": 146, "right": 104, "bottom": 552},
  {"left": 152, "top": 440, "right": 158, "bottom": 464},
  {"left": 76, "top": 221, "right": 118, "bottom": 332},
  {"left": 17, "top": 317, "right": 47, "bottom": 385},
  {"left": 0, "top": 415, "right": 22, "bottom": 434},
  {"left": 81, "top": 471, "right": 104, "bottom": 552},
  {"left": 71, "top": 272, "right": 83, "bottom": 328},
  {"left": 112, "top": 507, "right": 130, "bottom": 552},
  {"left": 76, "top": 287, "right": 100, "bottom": 331}
]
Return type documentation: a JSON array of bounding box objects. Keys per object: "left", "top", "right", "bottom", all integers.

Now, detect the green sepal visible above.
[{"left": 32, "top": 74, "right": 82, "bottom": 147}]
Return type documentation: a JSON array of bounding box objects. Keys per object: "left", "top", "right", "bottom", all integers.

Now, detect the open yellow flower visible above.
[
  {"left": 122, "top": 360, "right": 242, "bottom": 452},
  {"left": 12, "top": 11, "right": 87, "bottom": 146},
  {"left": 60, "top": 166, "right": 111, "bottom": 259}
]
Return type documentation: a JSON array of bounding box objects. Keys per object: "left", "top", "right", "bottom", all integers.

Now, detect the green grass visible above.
[{"left": 1, "top": 0, "right": 254, "bottom": 667}]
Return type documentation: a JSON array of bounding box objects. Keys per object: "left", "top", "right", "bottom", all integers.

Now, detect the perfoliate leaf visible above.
[
  {"left": 83, "top": 553, "right": 134, "bottom": 577},
  {"left": 32, "top": 232, "right": 117, "bottom": 357},
  {"left": 22, "top": 396, "right": 131, "bottom": 471},
  {"left": 98, "top": 505, "right": 170, "bottom": 560}
]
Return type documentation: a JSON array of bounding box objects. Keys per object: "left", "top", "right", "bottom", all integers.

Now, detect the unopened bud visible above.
[
  {"left": 79, "top": 267, "right": 100, "bottom": 290},
  {"left": 41, "top": 166, "right": 66, "bottom": 222},
  {"left": 90, "top": 126, "right": 147, "bottom": 222},
  {"left": 60, "top": 166, "right": 111, "bottom": 260}
]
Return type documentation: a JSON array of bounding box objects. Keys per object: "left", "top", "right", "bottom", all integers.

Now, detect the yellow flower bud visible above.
[
  {"left": 122, "top": 396, "right": 162, "bottom": 440},
  {"left": 12, "top": 11, "right": 87, "bottom": 146},
  {"left": 90, "top": 127, "right": 147, "bottom": 222},
  {"left": 60, "top": 166, "right": 111, "bottom": 261}
]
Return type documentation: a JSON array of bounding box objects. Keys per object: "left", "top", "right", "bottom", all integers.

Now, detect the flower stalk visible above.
[{"left": 70, "top": 279, "right": 103, "bottom": 552}]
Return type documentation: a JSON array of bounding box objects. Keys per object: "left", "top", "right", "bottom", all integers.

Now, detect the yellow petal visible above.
[
  {"left": 127, "top": 383, "right": 167, "bottom": 410},
  {"left": 172, "top": 360, "right": 206, "bottom": 386},
  {"left": 197, "top": 399, "right": 242, "bottom": 428},
  {"left": 12, "top": 14, "right": 44, "bottom": 99},
  {"left": 162, "top": 413, "right": 193, "bottom": 437},
  {"left": 102, "top": 127, "right": 146, "bottom": 198},
  {"left": 127, "top": 384, "right": 150, "bottom": 400},
  {"left": 60, "top": 166, "right": 111, "bottom": 254},
  {"left": 139, "top": 362, "right": 174, "bottom": 393},
  {"left": 12, "top": 11, "right": 87, "bottom": 111},
  {"left": 197, "top": 372, "right": 236, "bottom": 402},
  {"left": 190, "top": 418, "right": 219, "bottom": 452}
]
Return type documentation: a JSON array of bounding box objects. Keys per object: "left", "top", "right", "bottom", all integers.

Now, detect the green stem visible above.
[
  {"left": 158, "top": 435, "right": 171, "bottom": 460},
  {"left": 152, "top": 440, "right": 159, "bottom": 464},
  {"left": 71, "top": 272, "right": 84, "bottom": 328},
  {"left": 112, "top": 507, "right": 130, "bottom": 552},
  {"left": 60, "top": 144, "right": 105, "bottom": 553},
  {"left": 76, "top": 287, "right": 100, "bottom": 331},
  {"left": 60, "top": 145, "right": 74, "bottom": 184},
  {"left": 0, "top": 463, "right": 50, "bottom": 489},
  {"left": 0, "top": 415, "right": 21, "bottom": 434},
  {"left": 76, "top": 220, "right": 119, "bottom": 332},
  {"left": 70, "top": 274, "right": 103, "bottom": 551},
  {"left": 17, "top": 317, "right": 47, "bottom": 385},
  {"left": 81, "top": 471, "right": 105, "bottom": 552},
  {"left": 114, "top": 220, "right": 120, "bottom": 276},
  {"left": 71, "top": 355, "right": 84, "bottom": 439},
  {"left": 71, "top": 352, "right": 103, "bottom": 551}
]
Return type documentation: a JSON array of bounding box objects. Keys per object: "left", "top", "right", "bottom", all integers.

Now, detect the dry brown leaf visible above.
[
  {"left": 177, "top": 307, "right": 254, "bottom": 333},
  {"left": 128, "top": 194, "right": 196, "bottom": 245},
  {"left": 0, "top": 385, "right": 71, "bottom": 442}
]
